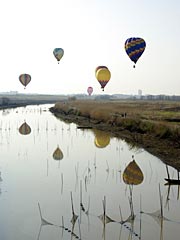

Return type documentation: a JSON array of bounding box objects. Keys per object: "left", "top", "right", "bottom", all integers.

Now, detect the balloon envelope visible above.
[
  {"left": 53, "top": 146, "right": 63, "bottom": 160},
  {"left": 19, "top": 74, "right": 31, "bottom": 88},
  {"left": 87, "top": 86, "right": 93, "bottom": 96},
  {"left": 53, "top": 48, "right": 64, "bottom": 63},
  {"left": 19, "top": 122, "right": 31, "bottom": 135},
  {"left": 95, "top": 66, "right": 108, "bottom": 75},
  {"left": 93, "top": 130, "right": 110, "bottom": 148},
  {"left": 123, "top": 160, "right": 144, "bottom": 185},
  {"left": 96, "top": 67, "right": 111, "bottom": 91},
  {"left": 125, "top": 37, "right": 146, "bottom": 66}
]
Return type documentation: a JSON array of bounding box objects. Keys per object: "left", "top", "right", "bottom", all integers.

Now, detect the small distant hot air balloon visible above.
[
  {"left": 125, "top": 37, "right": 146, "bottom": 68},
  {"left": 87, "top": 86, "right": 93, "bottom": 96},
  {"left": 53, "top": 48, "right": 64, "bottom": 64},
  {"left": 93, "top": 130, "right": 110, "bottom": 148},
  {"left": 95, "top": 66, "right": 111, "bottom": 91},
  {"left": 53, "top": 145, "right": 63, "bottom": 160},
  {"left": 123, "top": 157, "right": 144, "bottom": 185},
  {"left": 19, "top": 121, "right": 31, "bottom": 135},
  {"left": 19, "top": 74, "right": 31, "bottom": 89}
]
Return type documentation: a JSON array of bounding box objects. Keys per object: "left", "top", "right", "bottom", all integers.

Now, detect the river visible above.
[{"left": 0, "top": 104, "right": 179, "bottom": 240}]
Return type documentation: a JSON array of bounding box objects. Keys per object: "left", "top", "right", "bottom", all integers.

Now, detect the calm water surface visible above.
[{"left": 0, "top": 105, "right": 180, "bottom": 240}]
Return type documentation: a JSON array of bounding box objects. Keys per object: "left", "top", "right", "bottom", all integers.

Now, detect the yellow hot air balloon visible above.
[
  {"left": 53, "top": 145, "right": 63, "bottom": 160},
  {"left": 19, "top": 74, "right": 31, "bottom": 89},
  {"left": 123, "top": 159, "right": 144, "bottom": 185},
  {"left": 96, "top": 67, "right": 111, "bottom": 91},
  {"left": 19, "top": 122, "right": 31, "bottom": 135},
  {"left": 93, "top": 130, "right": 110, "bottom": 148}
]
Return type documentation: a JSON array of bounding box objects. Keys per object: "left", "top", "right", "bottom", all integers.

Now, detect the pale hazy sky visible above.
[{"left": 0, "top": 0, "right": 179, "bottom": 95}]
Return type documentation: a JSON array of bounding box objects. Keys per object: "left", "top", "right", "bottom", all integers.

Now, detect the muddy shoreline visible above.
[{"left": 50, "top": 108, "right": 180, "bottom": 171}]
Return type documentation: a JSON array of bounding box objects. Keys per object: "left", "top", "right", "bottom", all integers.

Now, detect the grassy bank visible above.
[{"left": 50, "top": 99, "right": 180, "bottom": 170}]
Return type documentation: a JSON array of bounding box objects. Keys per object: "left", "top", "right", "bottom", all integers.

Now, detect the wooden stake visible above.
[
  {"left": 159, "top": 184, "right": 163, "bottom": 218},
  {"left": 166, "top": 165, "right": 170, "bottom": 180}
]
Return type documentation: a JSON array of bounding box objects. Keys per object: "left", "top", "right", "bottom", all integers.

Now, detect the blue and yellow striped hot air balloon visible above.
[{"left": 125, "top": 37, "right": 146, "bottom": 68}]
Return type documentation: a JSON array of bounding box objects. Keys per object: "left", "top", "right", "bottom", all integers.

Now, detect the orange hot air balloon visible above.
[
  {"left": 19, "top": 74, "right": 31, "bottom": 89},
  {"left": 53, "top": 145, "right": 63, "bottom": 160},
  {"left": 19, "top": 122, "right": 31, "bottom": 135},
  {"left": 95, "top": 67, "right": 111, "bottom": 91}
]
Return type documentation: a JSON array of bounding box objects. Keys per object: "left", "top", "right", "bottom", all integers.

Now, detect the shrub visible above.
[
  {"left": 153, "top": 123, "right": 172, "bottom": 139},
  {"left": 139, "top": 121, "right": 155, "bottom": 133},
  {"left": 121, "top": 118, "right": 141, "bottom": 131},
  {"left": 90, "top": 109, "right": 111, "bottom": 122},
  {"left": 68, "top": 96, "right": 77, "bottom": 101}
]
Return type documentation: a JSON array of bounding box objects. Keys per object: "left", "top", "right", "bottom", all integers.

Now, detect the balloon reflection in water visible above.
[
  {"left": 123, "top": 157, "right": 144, "bottom": 185},
  {"left": 19, "top": 122, "right": 31, "bottom": 135},
  {"left": 53, "top": 145, "right": 63, "bottom": 160},
  {"left": 93, "top": 130, "right": 110, "bottom": 148}
]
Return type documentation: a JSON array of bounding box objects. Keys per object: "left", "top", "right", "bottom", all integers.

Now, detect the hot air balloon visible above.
[
  {"left": 19, "top": 74, "right": 31, "bottom": 89},
  {"left": 123, "top": 159, "right": 144, "bottom": 185},
  {"left": 124, "top": 37, "right": 146, "bottom": 68},
  {"left": 87, "top": 86, "right": 93, "bottom": 96},
  {"left": 53, "top": 48, "right": 64, "bottom": 63},
  {"left": 93, "top": 130, "right": 110, "bottom": 148},
  {"left": 53, "top": 145, "right": 63, "bottom": 160},
  {"left": 95, "top": 67, "right": 111, "bottom": 91},
  {"left": 19, "top": 122, "right": 31, "bottom": 135}
]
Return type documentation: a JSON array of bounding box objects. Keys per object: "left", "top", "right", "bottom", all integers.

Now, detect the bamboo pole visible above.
[
  {"left": 61, "top": 173, "right": 63, "bottom": 194},
  {"left": 159, "top": 184, "right": 163, "bottom": 218},
  {"left": 166, "top": 165, "right": 170, "bottom": 180}
]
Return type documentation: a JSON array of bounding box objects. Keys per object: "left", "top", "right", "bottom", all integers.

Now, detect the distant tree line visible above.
[
  {"left": 0, "top": 97, "right": 10, "bottom": 106},
  {"left": 139, "top": 95, "right": 180, "bottom": 101}
]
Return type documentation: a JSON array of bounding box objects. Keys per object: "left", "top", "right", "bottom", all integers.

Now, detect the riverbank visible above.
[
  {"left": 50, "top": 99, "right": 180, "bottom": 171},
  {"left": 0, "top": 93, "right": 67, "bottom": 109}
]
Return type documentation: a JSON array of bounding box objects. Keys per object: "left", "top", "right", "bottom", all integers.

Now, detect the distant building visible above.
[
  {"left": 138, "top": 89, "right": 142, "bottom": 96},
  {"left": 136, "top": 89, "right": 142, "bottom": 99}
]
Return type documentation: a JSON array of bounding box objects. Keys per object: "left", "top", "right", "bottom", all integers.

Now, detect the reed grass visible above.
[
  {"left": 51, "top": 99, "right": 180, "bottom": 170},
  {"left": 53, "top": 99, "right": 180, "bottom": 143}
]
